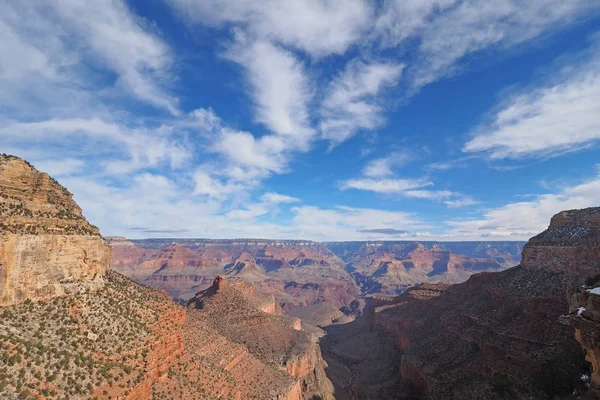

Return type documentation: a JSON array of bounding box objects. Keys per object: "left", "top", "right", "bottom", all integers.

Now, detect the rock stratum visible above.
[
  {"left": 0, "top": 155, "right": 109, "bottom": 306},
  {"left": 107, "top": 237, "right": 524, "bottom": 330},
  {"left": 325, "top": 241, "right": 523, "bottom": 295},
  {"left": 108, "top": 237, "right": 362, "bottom": 326},
  {"left": 0, "top": 156, "right": 333, "bottom": 400},
  {"left": 324, "top": 208, "right": 600, "bottom": 399}
]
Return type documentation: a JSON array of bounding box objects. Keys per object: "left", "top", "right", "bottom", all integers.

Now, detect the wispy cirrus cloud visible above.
[
  {"left": 340, "top": 154, "right": 476, "bottom": 207},
  {"left": 320, "top": 60, "right": 404, "bottom": 145},
  {"left": 378, "top": 0, "right": 600, "bottom": 90},
  {"left": 0, "top": 1, "right": 177, "bottom": 116},
  {"left": 362, "top": 151, "right": 412, "bottom": 177},
  {"left": 464, "top": 38, "right": 600, "bottom": 159},
  {"left": 447, "top": 172, "right": 600, "bottom": 239},
  {"left": 166, "top": 0, "right": 373, "bottom": 57},
  {"left": 340, "top": 177, "right": 430, "bottom": 194}
]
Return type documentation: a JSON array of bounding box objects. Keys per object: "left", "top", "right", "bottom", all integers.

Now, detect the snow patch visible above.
[{"left": 588, "top": 287, "right": 600, "bottom": 295}]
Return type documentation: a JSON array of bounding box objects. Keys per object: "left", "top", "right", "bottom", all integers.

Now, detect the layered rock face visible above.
[
  {"left": 325, "top": 209, "right": 599, "bottom": 399},
  {"left": 562, "top": 288, "right": 600, "bottom": 398},
  {"left": 188, "top": 275, "right": 334, "bottom": 399},
  {"left": 325, "top": 241, "right": 523, "bottom": 295},
  {"left": 108, "top": 237, "right": 361, "bottom": 324},
  {"left": 522, "top": 208, "right": 600, "bottom": 276},
  {"left": 0, "top": 155, "right": 110, "bottom": 305},
  {"left": 0, "top": 156, "right": 334, "bottom": 400}
]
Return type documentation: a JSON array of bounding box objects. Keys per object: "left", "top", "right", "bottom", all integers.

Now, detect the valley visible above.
[{"left": 2, "top": 154, "right": 600, "bottom": 399}]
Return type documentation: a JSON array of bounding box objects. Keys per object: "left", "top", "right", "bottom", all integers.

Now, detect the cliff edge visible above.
[{"left": 0, "top": 155, "right": 110, "bottom": 306}]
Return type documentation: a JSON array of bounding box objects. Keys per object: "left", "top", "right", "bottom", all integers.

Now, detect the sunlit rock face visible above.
[
  {"left": 324, "top": 241, "right": 523, "bottom": 295},
  {"left": 0, "top": 155, "right": 110, "bottom": 306}
]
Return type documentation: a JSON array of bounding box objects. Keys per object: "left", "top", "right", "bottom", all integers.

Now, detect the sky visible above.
[{"left": 1, "top": 0, "right": 600, "bottom": 241}]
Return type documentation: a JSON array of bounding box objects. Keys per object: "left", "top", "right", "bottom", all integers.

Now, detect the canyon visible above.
[
  {"left": 324, "top": 207, "right": 600, "bottom": 399},
  {"left": 108, "top": 237, "right": 524, "bottom": 329},
  {"left": 2, "top": 154, "right": 600, "bottom": 400},
  {"left": 0, "top": 155, "right": 334, "bottom": 400}
]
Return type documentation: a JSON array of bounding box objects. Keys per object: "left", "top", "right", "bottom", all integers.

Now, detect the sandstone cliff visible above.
[
  {"left": 522, "top": 207, "right": 600, "bottom": 276},
  {"left": 0, "top": 155, "right": 110, "bottom": 306},
  {"left": 562, "top": 287, "right": 600, "bottom": 399}
]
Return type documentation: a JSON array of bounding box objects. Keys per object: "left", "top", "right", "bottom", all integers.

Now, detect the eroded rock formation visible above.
[
  {"left": 324, "top": 241, "right": 523, "bottom": 295},
  {"left": 188, "top": 275, "right": 334, "bottom": 399},
  {"left": 0, "top": 155, "right": 110, "bottom": 305},
  {"left": 0, "top": 156, "right": 334, "bottom": 400},
  {"left": 324, "top": 209, "right": 599, "bottom": 399},
  {"left": 108, "top": 237, "right": 361, "bottom": 325}
]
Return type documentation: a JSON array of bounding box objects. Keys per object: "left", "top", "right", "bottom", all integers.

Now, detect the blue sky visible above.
[{"left": 1, "top": 0, "right": 600, "bottom": 241}]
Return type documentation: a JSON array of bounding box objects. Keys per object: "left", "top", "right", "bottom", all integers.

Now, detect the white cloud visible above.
[
  {"left": 0, "top": 1, "right": 177, "bottom": 115},
  {"left": 463, "top": 44, "right": 600, "bottom": 159},
  {"left": 320, "top": 60, "right": 404, "bottom": 144},
  {"left": 362, "top": 151, "right": 411, "bottom": 177},
  {"left": 226, "top": 39, "right": 314, "bottom": 144},
  {"left": 32, "top": 158, "right": 85, "bottom": 178},
  {"left": 404, "top": 190, "right": 477, "bottom": 208},
  {"left": 448, "top": 173, "right": 600, "bottom": 239},
  {"left": 290, "top": 205, "right": 428, "bottom": 241},
  {"left": 192, "top": 170, "right": 245, "bottom": 198},
  {"left": 340, "top": 178, "right": 430, "bottom": 194},
  {"left": 166, "top": 0, "right": 373, "bottom": 57},
  {"left": 0, "top": 117, "right": 192, "bottom": 176},
  {"left": 378, "top": 0, "right": 600, "bottom": 89},
  {"left": 341, "top": 156, "right": 477, "bottom": 207},
  {"left": 213, "top": 129, "right": 286, "bottom": 173},
  {"left": 260, "top": 192, "right": 300, "bottom": 204}
]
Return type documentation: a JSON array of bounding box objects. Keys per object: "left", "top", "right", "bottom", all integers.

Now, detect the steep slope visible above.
[
  {"left": 0, "top": 155, "right": 110, "bottom": 306},
  {"left": 324, "top": 209, "right": 598, "bottom": 399},
  {"left": 188, "top": 275, "right": 334, "bottom": 399}
]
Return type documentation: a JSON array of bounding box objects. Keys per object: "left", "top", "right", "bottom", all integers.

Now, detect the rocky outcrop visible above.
[
  {"left": 188, "top": 276, "right": 335, "bottom": 399},
  {"left": 562, "top": 287, "right": 600, "bottom": 399},
  {"left": 522, "top": 208, "right": 600, "bottom": 277},
  {"left": 0, "top": 155, "right": 110, "bottom": 305}
]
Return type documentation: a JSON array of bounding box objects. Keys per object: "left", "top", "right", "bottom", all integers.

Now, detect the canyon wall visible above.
[
  {"left": 0, "top": 155, "right": 333, "bottom": 400},
  {"left": 562, "top": 288, "right": 600, "bottom": 399},
  {"left": 325, "top": 241, "right": 523, "bottom": 295},
  {"left": 0, "top": 155, "right": 110, "bottom": 306},
  {"left": 522, "top": 208, "right": 600, "bottom": 277},
  {"left": 324, "top": 209, "right": 600, "bottom": 399},
  {"left": 108, "top": 237, "right": 361, "bottom": 325}
]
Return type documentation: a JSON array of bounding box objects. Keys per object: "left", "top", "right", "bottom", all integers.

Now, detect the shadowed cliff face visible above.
[
  {"left": 0, "top": 155, "right": 110, "bottom": 306},
  {"left": 324, "top": 208, "right": 600, "bottom": 400}
]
